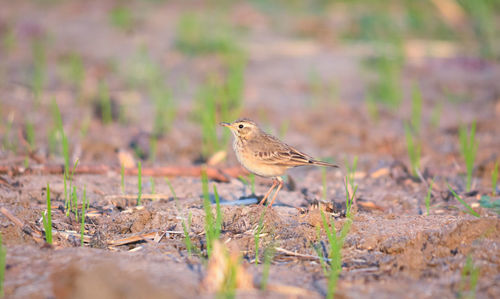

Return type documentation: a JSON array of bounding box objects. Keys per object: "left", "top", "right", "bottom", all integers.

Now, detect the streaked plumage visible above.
[{"left": 221, "top": 119, "right": 338, "bottom": 207}]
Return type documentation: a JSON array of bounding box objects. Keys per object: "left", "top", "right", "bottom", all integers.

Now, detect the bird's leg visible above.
[
  {"left": 268, "top": 177, "right": 284, "bottom": 208},
  {"left": 259, "top": 178, "right": 278, "bottom": 205}
]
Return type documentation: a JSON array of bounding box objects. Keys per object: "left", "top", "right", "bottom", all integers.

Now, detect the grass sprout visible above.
[
  {"left": 404, "top": 122, "right": 421, "bottom": 177},
  {"left": 194, "top": 55, "right": 246, "bottom": 158},
  {"left": 80, "top": 185, "right": 87, "bottom": 246},
  {"left": 98, "top": 82, "right": 113, "bottom": 124},
  {"left": 64, "top": 159, "right": 79, "bottom": 217},
  {"left": 447, "top": 183, "right": 480, "bottom": 218},
  {"left": 425, "top": 179, "right": 434, "bottom": 216},
  {"left": 124, "top": 47, "right": 176, "bottom": 137},
  {"left": 202, "top": 170, "right": 223, "bottom": 257},
  {"left": 1, "top": 113, "right": 15, "bottom": 152},
  {"left": 60, "top": 52, "right": 85, "bottom": 98},
  {"left": 31, "top": 39, "right": 46, "bottom": 104},
  {"left": 491, "top": 161, "right": 498, "bottom": 195},
  {"left": 459, "top": 255, "right": 480, "bottom": 299},
  {"left": 0, "top": 233, "right": 5, "bottom": 297},
  {"left": 430, "top": 101, "right": 443, "bottom": 128},
  {"left": 175, "top": 13, "right": 239, "bottom": 55},
  {"left": 345, "top": 156, "right": 358, "bottom": 217},
  {"left": 109, "top": 5, "right": 134, "bottom": 31},
  {"left": 24, "top": 120, "right": 35, "bottom": 151},
  {"left": 322, "top": 166, "right": 328, "bottom": 201},
  {"left": 121, "top": 163, "right": 125, "bottom": 194},
  {"left": 316, "top": 209, "right": 352, "bottom": 299},
  {"left": 260, "top": 245, "right": 275, "bottom": 291},
  {"left": 459, "top": 121, "right": 478, "bottom": 192},
  {"left": 182, "top": 211, "right": 194, "bottom": 255},
  {"left": 254, "top": 209, "right": 267, "bottom": 265},
  {"left": 43, "top": 183, "right": 53, "bottom": 244},
  {"left": 137, "top": 161, "right": 142, "bottom": 206}
]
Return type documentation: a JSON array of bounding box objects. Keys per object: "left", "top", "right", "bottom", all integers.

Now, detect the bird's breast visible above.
[{"left": 233, "top": 139, "right": 286, "bottom": 177}]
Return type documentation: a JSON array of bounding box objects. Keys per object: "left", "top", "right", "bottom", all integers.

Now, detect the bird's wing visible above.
[{"left": 250, "top": 133, "right": 314, "bottom": 167}]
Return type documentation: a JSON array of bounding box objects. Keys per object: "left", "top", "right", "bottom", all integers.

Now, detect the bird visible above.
[{"left": 220, "top": 118, "right": 338, "bottom": 207}]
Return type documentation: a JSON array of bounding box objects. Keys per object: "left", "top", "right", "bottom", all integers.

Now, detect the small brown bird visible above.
[{"left": 221, "top": 119, "right": 338, "bottom": 207}]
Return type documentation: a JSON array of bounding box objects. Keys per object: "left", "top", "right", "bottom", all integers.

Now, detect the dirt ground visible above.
[{"left": 1, "top": 1, "right": 500, "bottom": 298}]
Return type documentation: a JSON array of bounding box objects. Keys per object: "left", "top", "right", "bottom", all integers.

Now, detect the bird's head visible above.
[{"left": 220, "top": 118, "right": 260, "bottom": 140}]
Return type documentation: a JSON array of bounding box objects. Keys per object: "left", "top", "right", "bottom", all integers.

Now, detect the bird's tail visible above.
[{"left": 311, "top": 160, "right": 339, "bottom": 168}]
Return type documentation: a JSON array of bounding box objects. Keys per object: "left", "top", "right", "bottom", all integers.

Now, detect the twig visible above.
[
  {"left": 275, "top": 247, "right": 331, "bottom": 262},
  {"left": 108, "top": 230, "right": 183, "bottom": 246},
  {"left": 0, "top": 164, "right": 247, "bottom": 182},
  {"left": 105, "top": 194, "right": 175, "bottom": 201}
]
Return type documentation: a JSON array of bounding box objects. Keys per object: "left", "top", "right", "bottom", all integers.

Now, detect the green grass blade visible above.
[
  {"left": 0, "top": 233, "right": 6, "bottom": 297},
  {"left": 80, "top": 185, "right": 86, "bottom": 247},
  {"left": 137, "top": 162, "right": 142, "bottom": 206},
  {"left": 492, "top": 161, "right": 498, "bottom": 195},
  {"left": 44, "top": 183, "right": 53, "bottom": 244},
  {"left": 425, "top": 180, "right": 434, "bottom": 216},
  {"left": 447, "top": 184, "right": 480, "bottom": 218}
]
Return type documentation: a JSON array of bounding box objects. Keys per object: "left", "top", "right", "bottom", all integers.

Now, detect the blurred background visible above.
[{"left": 0, "top": 0, "right": 499, "bottom": 185}]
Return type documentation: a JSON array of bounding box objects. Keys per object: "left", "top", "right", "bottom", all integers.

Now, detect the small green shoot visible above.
[
  {"left": 175, "top": 13, "right": 239, "bottom": 55},
  {"left": 447, "top": 184, "right": 480, "bottom": 218},
  {"left": 1, "top": 113, "right": 15, "bottom": 152},
  {"left": 318, "top": 209, "right": 352, "bottom": 299},
  {"left": 254, "top": 209, "right": 267, "bottom": 265},
  {"left": 279, "top": 120, "right": 289, "bottom": 139},
  {"left": 182, "top": 211, "right": 194, "bottom": 255},
  {"left": 43, "top": 183, "right": 53, "bottom": 244},
  {"left": 218, "top": 251, "right": 239, "bottom": 299},
  {"left": 404, "top": 122, "right": 421, "bottom": 177},
  {"left": 430, "top": 102, "right": 443, "bottom": 128},
  {"left": 67, "top": 53, "right": 85, "bottom": 90},
  {"left": 459, "top": 255, "right": 480, "bottom": 299},
  {"left": 150, "top": 177, "right": 155, "bottom": 194},
  {"left": 322, "top": 166, "right": 328, "bottom": 201},
  {"left": 365, "top": 94, "right": 380, "bottom": 122},
  {"left": 51, "top": 99, "right": 70, "bottom": 175},
  {"left": 0, "top": 233, "right": 6, "bottom": 297},
  {"left": 491, "top": 161, "right": 498, "bottom": 195},
  {"left": 24, "top": 120, "right": 35, "bottom": 151},
  {"left": 80, "top": 185, "right": 87, "bottom": 246},
  {"left": 249, "top": 173, "right": 255, "bottom": 195},
  {"left": 109, "top": 6, "right": 134, "bottom": 31},
  {"left": 345, "top": 156, "right": 358, "bottom": 217},
  {"left": 459, "top": 121, "right": 478, "bottom": 192},
  {"left": 238, "top": 173, "right": 256, "bottom": 195},
  {"left": 121, "top": 163, "right": 125, "bottom": 194},
  {"left": 71, "top": 186, "right": 78, "bottom": 221},
  {"left": 137, "top": 162, "right": 142, "bottom": 206},
  {"left": 98, "top": 82, "right": 113, "bottom": 124},
  {"left": 31, "top": 39, "right": 46, "bottom": 104},
  {"left": 202, "top": 170, "right": 223, "bottom": 257},
  {"left": 425, "top": 179, "right": 434, "bottom": 216},
  {"left": 260, "top": 245, "right": 275, "bottom": 291},
  {"left": 64, "top": 159, "right": 79, "bottom": 217}
]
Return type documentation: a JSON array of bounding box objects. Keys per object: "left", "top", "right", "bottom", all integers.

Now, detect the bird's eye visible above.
[{"left": 238, "top": 124, "right": 244, "bottom": 129}]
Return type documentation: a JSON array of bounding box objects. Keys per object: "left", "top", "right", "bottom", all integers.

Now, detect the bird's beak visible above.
[{"left": 220, "top": 122, "right": 231, "bottom": 128}]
